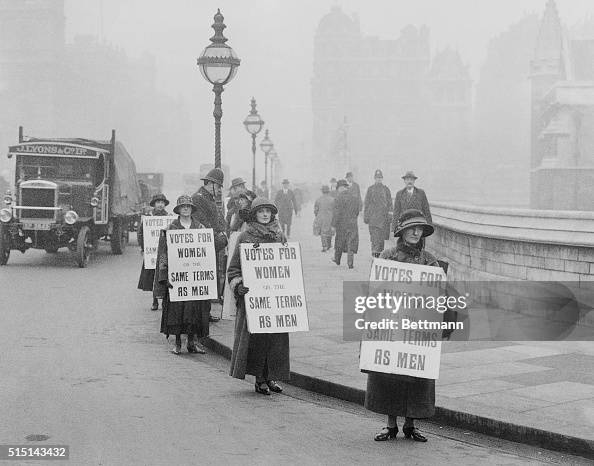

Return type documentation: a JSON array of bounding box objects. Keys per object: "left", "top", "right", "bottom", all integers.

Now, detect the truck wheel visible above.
[
  {"left": 110, "top": 219, "right": 126, "bottom": 255},
  {"left": 0, "top": 225, "right": 10, "bottom": 265},
  {"left": 75, "top": 226, "right": 92, "bottom": 268}
]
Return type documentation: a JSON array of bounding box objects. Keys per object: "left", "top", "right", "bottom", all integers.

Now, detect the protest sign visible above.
[
  {"left": 166, "top": 228, "right": 217, "bottom": 301},
  {"left": 240, "top": 242, "right": 309, "bottom": 333},
  {"left": 142, "top": 215, "right": 177, "bottom": 269},
  {"left": 359, "top": 258, "right": 447, "bottom": 379}
]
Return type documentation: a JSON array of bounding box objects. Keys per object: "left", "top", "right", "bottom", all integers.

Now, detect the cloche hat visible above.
[
  {"left": 149, "top": 193, "right": 170, "bottom": 207},
  {"left": 249, "top": 197, "right": 278, "bottom": 216},
  {"left": 229, "top": 177, "right": 246, "bottom": 190},
  {"left": 394, "top": 209, "right": 434, "bottom": 238},
  {"left": 336, "top": 179, "right": 349, "bottom": 189},
  {"left": 173, "top": 195, "right": 197, "bottom": 214}
]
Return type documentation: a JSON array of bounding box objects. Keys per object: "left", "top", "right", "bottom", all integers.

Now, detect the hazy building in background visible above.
[
  {"left": 311, "top": 6, "right": 472, "bottom": 201},
  {"left": 473, "top": 14, "right": 539, "bottom": 207},
  {"left": 530, "top": 0, "right": 594, "bottom": 210},
  {"left": 0, "top": 0, "right": 192, "bottom": 182}
]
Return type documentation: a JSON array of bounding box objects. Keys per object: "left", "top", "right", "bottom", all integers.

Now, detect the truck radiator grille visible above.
[{"left": 21, "top": 188, "right": 55, "bottom": 219}]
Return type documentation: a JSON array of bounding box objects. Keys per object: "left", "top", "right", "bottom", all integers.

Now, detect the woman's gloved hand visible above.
[{"left": 235, "top": 284, "right": 250, "bottom": 298}]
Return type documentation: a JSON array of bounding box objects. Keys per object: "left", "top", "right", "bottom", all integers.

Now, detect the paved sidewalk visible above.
[{"left": 209, "top": 205, "right": 594, "bottom": 457}]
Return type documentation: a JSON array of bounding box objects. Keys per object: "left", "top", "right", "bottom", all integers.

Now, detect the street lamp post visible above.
[
  {"left": 197, "top": 8, "right": 240, "bottom": 207},
  {"left": 268, "top": 148, "right": 278, "bottom": 195},
  {"left": 259, "top": 129, "right": 273, "bottom": 199},
  {"left": 243, "top": 98, "right": 264, "bottom": 192}
]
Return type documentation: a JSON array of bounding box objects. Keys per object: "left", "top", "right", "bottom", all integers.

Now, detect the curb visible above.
[{"left": 203, "top": 336, "right": 594, "bottom": 460}]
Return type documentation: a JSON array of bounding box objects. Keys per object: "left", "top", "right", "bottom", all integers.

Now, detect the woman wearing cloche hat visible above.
[
  {"left": 137, "top": 193, "right": 170, "bottom": 311},
  {"left": 364, "top": 209, "right": 440, "bottom": 443},
  {"left": 154, "top": 195, "right": 211, "bottom": 355},
  {"left": 227, "top": 197, "right": 290, "bottom": 395}
]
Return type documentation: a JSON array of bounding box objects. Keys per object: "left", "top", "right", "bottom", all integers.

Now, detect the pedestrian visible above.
[
  {"left": 345, "top": 171, "right": 363, "bottom": 211},
  {"left": 191, "top": 168, "right": 229, "bottom": 322},
  {"left": 331, "top": 179, "right": 360, "bottom": 269},
  {"left": 313, "top": 185, "right": 334, "bottom": 252},
  {"left": 365, "top": 209, "right": 441, "bottom": 443},
  {"left": 392, "top": 171, "right": 432, "bottom": 234},
  {"left": 256, "top": 180, "right": 269, "bottom": 199},
  {"left": 222, "top": 191, "right": 255, "bottom": 319},
  {"left": 329, "top": 178, "right": 338, "bottom": 198},
  {"left": 225, "top": 177, "right": 250, "bottom": 235},
  {"left": 274, "top": 179, "right": 299, "bottom": 238},
  {"left": 154, "top": 195, "right": 211, "bottom": 355},
  {"left": 364, "top": 170, "right": 392, "bottom": 258},
  {"left": 137, "top": 193, "right": 170, "bottom": 310},
  {"left": 227, "top": 197, "right": 290, "bottom": 395}
]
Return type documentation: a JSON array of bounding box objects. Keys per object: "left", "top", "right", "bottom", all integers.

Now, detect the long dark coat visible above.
[
  {"left": 274, "top": 189, "right": 298, "bottom": 225},
  {"left": 332, "top": 191, "right": 360, "bottom": 254},
  {"left": 137, "top": 207, "right": 169, "bottom": 291},
  {"left": 392, "top": 187, "right": 432, "bottom": 230},
  {"left": 227, "top": 221, "right": 290, "bottom": 381},
  {"left": 154, "top": 218, "right": 211, "bottom": 338},
  {"left": 191, "top": 186, "right": 228, "bottom": 252},
  {"left": 364, "top": 241, "right": 439, "bottom": 419},
  {"left": 348, "top": 181, "right": 363, "bottom": 211},
  {"left": 364, "top": 183, "right": 392, "bottom": 254},
  {"left": 313, "top": 193, "right": 334, "bottom": 236}
]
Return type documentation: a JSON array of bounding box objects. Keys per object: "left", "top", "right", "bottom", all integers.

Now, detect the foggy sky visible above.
[{"left": 63, "top": 0, "right": 594, "bottom": 181}]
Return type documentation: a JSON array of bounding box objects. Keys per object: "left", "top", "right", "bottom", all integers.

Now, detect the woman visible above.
[
  {"left": 137, "top": 193, "right": 170, "bottom": 310},
  {"left": 222, "top": 192, "right": 255, "bottom": 319},
  {"left": 227, "top": 197, "right": 290, "bottom": 395},
  {"left": 154, "top": 195, "right": 210, "bottom": 355},
  {"left": 365, "top": 209, "right": 441, "bottom": 443}
]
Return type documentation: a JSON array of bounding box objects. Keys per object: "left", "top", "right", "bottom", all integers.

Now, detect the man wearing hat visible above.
[
  {"left": 225, "top": 177, "right": 252, "bottom": 235},
  {"left": 313, "top": 185, "right": 335, "bottom": 252},
  {"left": 191, "top": 168, "right": 229, "bottom": 321},
  {"left": 274, "top": 179, "right": 299, "bottom": 238},
  {"left": 332, "top": 179, "right": 360, "bottom": 268},
  {"left": 364, "top": 169, "right": 392, "bottom": 258},
  {"left": 346, "top": 171, "right": 363, "bottom": 212},
  {"left": 137, "top": 193, "right": 170, "bottom": 310},
  {"left": 392, "top": 170, "right": 432, "bottom": 235}
]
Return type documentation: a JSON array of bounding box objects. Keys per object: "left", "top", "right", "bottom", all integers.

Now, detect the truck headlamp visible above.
[
  {"left": 64, "top": 210, "right": 78, "bottom": 225},
  {"left": 3, "top": 196, "right": 11, "bottom": 205},
  {"left": 0, "top": 208, "right": 12, "bottom": 223},
  {"left": 90, "top": 197, "right": 99, "bottom": 207}
]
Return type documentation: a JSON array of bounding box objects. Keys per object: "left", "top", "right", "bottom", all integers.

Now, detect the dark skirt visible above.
[
  {"left": 230, "top": 298, "right": 290, "bottom": 381},
  {"left": 335, "top": 227, "right": 359, "bottom": 254},
  {"left": 137, "top": 262, "right": 155, "bottom": 291},
  {"left": 364, "top": 372, "right": 435, "bottom": 419},
  {"left": 160, "top": 290, "right": 211, "bottom": 338}
]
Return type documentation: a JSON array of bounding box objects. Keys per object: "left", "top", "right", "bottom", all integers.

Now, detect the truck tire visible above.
[
  {"left": 75, "top": 226, "right": 92, "bottom": 268},
  {"left": 0, "top": 225, "right": 10, "bottom": 265},
  {"left": 110, "top": 218, "right": 126, "bottom": 255}
]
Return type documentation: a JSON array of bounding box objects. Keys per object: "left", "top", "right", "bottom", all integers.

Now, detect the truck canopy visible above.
[{"left": 111, "top": 141, "right": 141, "bottom": 216}]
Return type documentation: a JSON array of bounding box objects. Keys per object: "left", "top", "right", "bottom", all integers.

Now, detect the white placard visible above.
[
  {"left": 359, "top": 258, "right": 447, "bottom": 379},
  {"left": 166, "top": 228, "right": 217, "bottom": 301},
  {"left": 142, "top": 215, "right": 177, "bottom": 269},
  {"left": 240, "top": 242, "right": 309, "bottom": 333}
]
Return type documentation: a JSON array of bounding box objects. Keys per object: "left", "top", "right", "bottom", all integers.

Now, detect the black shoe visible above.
[
  {"left": 266, "top": 380, "right": 283, "bottom": 393},
  {"left": 374, "top": 426, "right": 397, "bottom": 441},
  {"left": 402, "top": 426, "right": 427, "bottom": 442},
  {"left": 187, "top": 344, "right": 198, "bottom": 353},
  {"left": 209, "top": 315, "right": 220, "bottom": 323},
  {"left": 255, "top": 382, "right": 270, "bottom": 395},
  {"left": 151, "top": 300, "right": 159, "bottom": 311}
]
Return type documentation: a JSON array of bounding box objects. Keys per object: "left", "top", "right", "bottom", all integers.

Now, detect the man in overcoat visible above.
[
  {"left": 346, "top": 171, "right": 363, "bottom": 212},
  {"left": 332, "top": 179, "right": 360, "bottom": 268},
  {"left": 313, "top": 185, "right": 334, "bottom": 252},
  {"left": 191, "top": 168, "right": 229, "bottom": 320},
  {"left": 364, "top": 169, "right": 392, "bottom": 258},
  {"left": 392, "top": 171, "right": 432, "bottom": 234},
  {"left": 274, "top": 179, "right": 299, "bottom": 238}
]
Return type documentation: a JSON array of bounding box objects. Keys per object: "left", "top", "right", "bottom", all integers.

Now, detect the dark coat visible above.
[
  {"left": 364, "top": 241, "right": 439, "bottom": 418},
  {"left": 364, "top": 183, "right": 392, "bottom": 230},
  {"left": 155, "top": 218, "right": 211, "bottom": 338},
  {"left": 348, "top": 181, "right": 363, "bottom": 211},
  {"left": 227, "top": 221, "right": 290, "bottom": 381},
  {"left": 274, "top": 189, "right": 298, "bottom": 224},
  {"left": 313, "top": 193, "right": 334, "bottom": 236},
  {"left": 392, "top": 187, "right": 432, "bottom": 231},
  {"left": 332, "top": 191, "right": 360, "bottom": 253},
  {"left": 191, "top": 186, "right": 228, "bottom": 252},
  {"left": 137, "top": 208, "right": 169, "bottom": 292}
]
